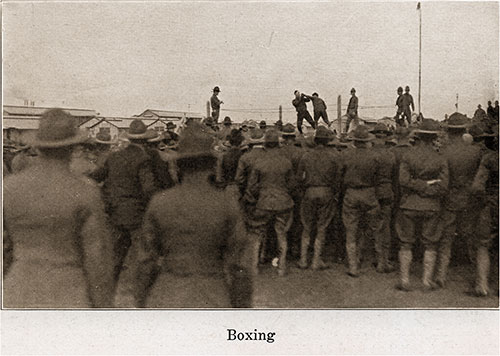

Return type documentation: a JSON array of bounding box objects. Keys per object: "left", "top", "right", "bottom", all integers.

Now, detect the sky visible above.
[{"left": 3, "top": 1, "right": 499, "bottom": 123}]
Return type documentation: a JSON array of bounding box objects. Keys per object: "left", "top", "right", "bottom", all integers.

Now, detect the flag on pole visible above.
[{"left": 417, "top": 2, "right": 421, "bottom": 10}]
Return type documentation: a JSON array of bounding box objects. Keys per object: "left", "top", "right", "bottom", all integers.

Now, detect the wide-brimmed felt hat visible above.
[
  {"left": 264, "top": 129, "right": 280, "bottom": 144},
  {"left": 468, "top": 124, "right": 484, "bottom": 138},
  {"left": 415, "top": 119, "right": 441, "bottom": 135},
  {"left": 31, "top": 108, "right": 89, "bottom": 148},
  {"left": 259, "top": 120, "right": 267, "bottom": 129},
  {"left": 347, "top": 125, "right": 375, "bottom": 142},
  {"left": 95, "top": 132, "right": 116, "bottom": 145},
  {"left": 166, "top": 122, "right": 177, "bottom": 130},
  {"left": 394, "top": 126, "right": 411, "bottom": 138},
  {"left": 314, "top": 126, "right": 332, "bottom": 140},
  {"left": 176, "top": 122, "right": 215, "bottom": 158},
  {"left": 213, "top": 86, "right": 220, "bottom": 92},
  {"left": 203, "top": 117, "right": 215, "bottom": 127},
  {"left": 127, "top": 119, "right": 158, "bottom": 140},
  {"left": 147, "top": 130, "right": 162, "bottom": 143},
  {"left": 248, "top": 128, "right": 265, "bottom": 144},
  {"left": 351, "top": 88, "right": 356, "bottom": 93},
  {"left": 281, "top": 123, "right": 298, "bottom": 137},
  {"left": 445, "top": 112, "right": 468, "bottom": 129},
  {"left": 370, "top": 122, "right": 392, "bottom": 135},
  {"left": 223, "top": 116, "right": 232, "bottom": 125}
]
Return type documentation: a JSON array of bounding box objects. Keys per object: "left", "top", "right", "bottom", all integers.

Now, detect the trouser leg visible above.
[
  {"left": 422, "top": 249, "right": 438, "bottom": 291},
  {"left": 375, "top": 204, "right": 393, "bottom": 273},
  {"left": 303, "top": 111, "right": 316, "bottom": 129},
  {"left": 311, "top": 228, "right": 327, "bottom": 270},
  {"left": 321, "top": 111, "right": 330, "bottom": 126},
  {"left": 343, "top": 205, "right": 360, "bottom": 277},
  {"left": 345, "top": 116, "right": 353, "bottom": 132},
  {"left": 275, "top": 210, "right": 293, "bottom": 276},
  {"left": 113, "top": 227, "right": 133, "bottom": 282},
  {"left": 475, "top": 246, "right": 491, "bottom": 297},
  {"left": 297, "top": 114, "right": 304, "bottom": 134},
  {"left": 436, "top": 210, "right": 455, "bottom": 287},
  {"left": 299, "top": 228, "right": 311, "bottom": 268},
  {"left": 397, "top": 249, "right": 413, "bottom": 291}
]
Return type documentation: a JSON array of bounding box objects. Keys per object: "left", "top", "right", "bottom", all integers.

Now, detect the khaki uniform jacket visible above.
[{"left": 3, "top": 159, "right": 114, "bottom": 308}]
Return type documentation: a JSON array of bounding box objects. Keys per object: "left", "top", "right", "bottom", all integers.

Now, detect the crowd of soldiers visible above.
[{"left": 2, "top": 103, "right": 499, "bottom": 308}]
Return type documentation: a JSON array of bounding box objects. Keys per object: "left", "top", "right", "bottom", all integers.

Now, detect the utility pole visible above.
[
  {"left": 418, "top": 2, "right": 422, "bottom": 114},
  {"left": 279, "top": 105, "right": 282, "bottom": 121},
  {"left": 337, "top": 95, "right": 342, "bottom": 133}
]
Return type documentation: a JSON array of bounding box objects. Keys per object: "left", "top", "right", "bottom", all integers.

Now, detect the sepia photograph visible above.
[{"left": 1, "top": 0, "right": 499, "bottom": 353}]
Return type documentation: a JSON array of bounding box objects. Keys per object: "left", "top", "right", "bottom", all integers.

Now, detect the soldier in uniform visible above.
[
  {"left": 471, "top": 130, "right": 498, "bottom": 297},
  {"left": 370, "top": 123, "right": 396, "bottom": 273},
  {"left": 401, "top": 86, "right": 415, "bottom": 126},
  {"left": 115, "top": 122, "right": 252, "bottom": 308},
  {"left": 219, "top": 129, "right": 245, "bottom": 194},
  {"left": 210, "top": 86, "right": 223, "bottom": 124},
  {"left": 245, "top": 129, "right": 295, "bottom": 276},
  {"left": 292, "top": 90, "right": 316, "bottom": 134},
  {"left": 279, "top": 123, "right": 305, "bottom": 259},
  {"left": 296, "top": 126, "right": 341, "bottom": 270},
  {"left": 345, "top": 88, "right": 358, "bottom": 132},
  {"left": 217, "top": 116, "right": 233, "bottom": 142},
  {"left": 305, "top": 92, "right": 330, "bottom": 126},
  {"left": 396, "top": 119, "right": 448, "bottom": 291},
  {"left": 341, "top": 125, "right": 381, "bottom": 277},
  {"left": 3, "top": 109, "right": 114, "bottom": 308},
  {"left": 90, "top": 119, "right": 160, "bottom": 281},
  {"left": 145, "top": 131, "right": 176, "bottom": 190},
  {"left": 235, "top": 128, "right": 266, "bottom": 202},
  {"left": 437, "top": 113, "right": 482, "bottom": 288},
  {"left": 395, "top": 87, "right": 405, "bottom": 126}
]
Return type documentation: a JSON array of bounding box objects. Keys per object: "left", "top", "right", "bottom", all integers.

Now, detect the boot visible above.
[
  {"left": 396, "top": 249, "right": 412, "bottom": 291},
  {"left": 277, "top": 232, "right": 288, "bottom": 277},
  {"left": 474, "top": 246, "right": 490, "bottom": 297},
  {"left": 422, "top": 250, "right": 438, "bottom": 291},
  {"left": 435, "top": 245, "right": 451, "bottom": 288},
  {"left": 346, "top": 242, "right": 359, "bottom": 277},
  {"left": 311, "top": 231, "right": 328, "bottom": 270},
  {"left": 298, "top": 230, "right": 310, "bottom": 269}
]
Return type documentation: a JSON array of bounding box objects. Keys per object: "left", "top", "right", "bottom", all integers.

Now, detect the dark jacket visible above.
[
  {"left": 399, "top": 144, "right": 449, "bottom": 211},
  {"left": 90, "top": 143, "right": 159, "bottom": 229},
  {"left": 246, "top": 148, "right": 295, "bottom": 211},
  {"left": 292, "top": 94, "right": 311, "bottom": 113},
  {"left": 3, "top": 159, "right": 114, "bottom": 308},
  {"left": 297, "top": 145, "right": 341, "bottom": 194}
]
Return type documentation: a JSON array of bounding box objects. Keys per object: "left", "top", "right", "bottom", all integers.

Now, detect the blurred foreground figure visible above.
[
  {"left": 115, "top": 123, "right": 252, "bottom": 308},
  {"left": 3, "top": 109, "right": 114, "bottom": 308}
]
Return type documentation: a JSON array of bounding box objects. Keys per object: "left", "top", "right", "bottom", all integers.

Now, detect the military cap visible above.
[
  {"left": 445, "top": 112, "right": 468, "bottom": 129},
  {"left": 223, "top": 116, "right": 232, "bottom": 125},
  {"left": 147, "top": 130, "right": 162, "bottom": 143},
  {"left": 415, "top": 119, "right": 441, "bottom": 135},
  {"left": 468, "top": 124, "right": 484, "bottom": 138},
  {"left": 312, "top": 92, "right": 319, "bottom": 97},
  {"left": 264, "top": 129, "right": 280, "bottom": 144},
  {"left": 248, "top": 128, "right": 265, "bottom": 144},
  {"left": 281, "top": 123, "right": 298, "bottom": 136},
  {"left": 394, "top": 126, "right": 411, "bottom": 138},
  {"left": 347, "top": 125, "right": 375, "bottom": 142},
  {"left": 259, "top": 120, "right": 267, "bottom": 129},
  {"left": 95, "top": 132, "right": 116, "bottom": 145},
  {"left": 166, "top": 122, "right": 177, "bottom": 130},
  {"left": 32, "top": 108, "right": 89, "bottom": 148},
  {"left": 314, "top": 126, "right": 331, "bottom": 139},
  {"left": 203, "top": 117, "right": 215, "bottom": 127},
  {"left": 350, "top": 88, "right": 356, "bottom": 93},
  {"left": 213, "top": 86, "right": 220, "bottom": 92},
  {"left": 397, "top": 86, "right": 403, "bottom": 92},
  {"left": 127, "top": 119, "right": 158, "bottom": 140},
  {"left": 177, "top": 122, "right": 215, "bottom": 158},
  {"left": 370, "top": 122, "right": 392, "bottom": 135},
  {"left": 405, "top": 86, "right": 410, "bottom": 91}
]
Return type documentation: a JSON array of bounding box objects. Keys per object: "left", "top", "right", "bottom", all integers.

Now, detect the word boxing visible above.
[{"left": 227, "top": 329, "right": 276, "bottom": 343}]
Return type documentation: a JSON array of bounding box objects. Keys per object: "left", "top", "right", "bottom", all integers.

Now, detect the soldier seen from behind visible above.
[
  {"left": 3, "top": 108, "right": 115, "bottom": 308},
  {"left": 90, "top": 119, "right": 160, "bottom": 282},
  {"left": 296, "top": 126, "right": 342, "bottom": 270},
  {"left": 396, "top": 119, "right": 448, "bottom": 292},
  {"left": 115, "top": 122, "right": 252, "bottom": 308},
  {"left": 245, "top": 129, "right": 295, "bottom": 276}
]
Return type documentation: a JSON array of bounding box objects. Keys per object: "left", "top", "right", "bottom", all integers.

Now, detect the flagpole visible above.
[{"left": 418, "top": 2, "right": 422, "bottom": 114}]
